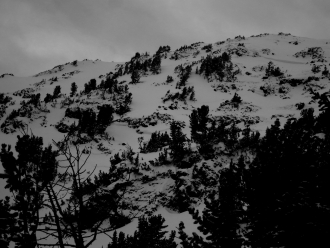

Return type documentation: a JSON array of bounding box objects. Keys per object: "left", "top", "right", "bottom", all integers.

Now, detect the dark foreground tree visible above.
[
  {"left": 245, "top": 109, "right": 330, "bottom": 248},
  {"left": 38, "top": 135, "right": 140, "bottom": 248},
  {"left": 189, "top": 162, "right": 245, "bottom": 248},
  {"left": 0, "top": 134, "right": 58, "bottom": 248},
  {"left": 0, "top": 197, "right": 16, "bottom": 248},
  {"left": 0, "top": 131, "right": 142, "bottom": 248}
]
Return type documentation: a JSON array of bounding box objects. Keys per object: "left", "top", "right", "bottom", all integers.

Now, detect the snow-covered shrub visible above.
[
  {"left": 280, "top": 78, "right": 305, "bottom": 87},
  {"left": 294, "top": 47, "right": 325, "bottom": 60},
  {"left": 265, "top": 61, "right": 284, "bottom": 77},
  {"left": 260, "top": 83, "right": 275, "bottom": 96}
]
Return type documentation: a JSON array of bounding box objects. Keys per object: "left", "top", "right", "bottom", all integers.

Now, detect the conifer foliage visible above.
[
  {"left": 0, "top": 197, "right": 16, "bottom": 248},
  {"left": 97, "top": 104, "right": 114, "bottom": 133},
  {"left": 0, "top": 134, "right": 58, "bottom": 248},
  {"left": 265, "top": 61, "right": 284, "bottom": 77},
  {"left": 84, "top": 78, "right": 97, "bottom": 93},
  {"left": 150, "top": 55, "right": 162, "bottom": 74},
  {"left": 189, "top": 159, "right": 245, "bottom": 248},
  {"left": 169, "top": 121, "right": 187, "bottom": 163},
  {"left": 245, "top": 109, "right": 330, "bottom": 248},
  {"left": 175, "top": 64, "right": 192, "bottom": 87},
  {"left": 139, "top": 131, "right": 171, "bottom": 153},
  {"left": 131, "top": 69, "right": 141, "bottom": 84},
  {"left": 189, "top": 105, "right": 214, "bottom": 157},
  {"left": 107, "top": 215, "right": 176, "bottom": 248},
  {"left": 199, "top": 52, "right": 239, "bottom": 82},
  {"left": 70, "top": 82, "right": 78, "bottom": 97},
  {"left": 162, "top": 86, "right": 196, "bottom": 103},
  {"left": 53, "top": 85, "right": 61, "bottom": 99}
]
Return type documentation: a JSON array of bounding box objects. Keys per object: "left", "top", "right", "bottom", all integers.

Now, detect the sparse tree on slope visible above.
[
  {"left": 131, "top": 70, "right": 141, "bottom": 84},
  {"left": 53, "top": 85, "right": 61, "bottom": 99},
  {"left": 70, "top": 82, "right": 78, "bottom": 97},
  {"left": 169, "top": 121, "right": 186, "bottom": 163},
  {"left": 150, "top": 55, "right": 162, "bottom": 74}
]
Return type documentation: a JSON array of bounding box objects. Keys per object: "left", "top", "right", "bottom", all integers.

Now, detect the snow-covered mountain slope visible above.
[
  {"left": 1, "top": 32, "right": 330, "bottom": 247},
  {"left": 1, "top": 33, "right": 329, "bottom": 149}
]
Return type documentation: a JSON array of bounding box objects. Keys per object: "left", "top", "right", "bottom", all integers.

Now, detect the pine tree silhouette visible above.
[
  {"left": 53, "top": 85, "right": 61, "bottom": 99},
  {"left": 107, "top": 215, "right": 176, "bottom": 248},
  {"left": 169, "top": 121, "right": 186, "bottom": 163},
  {"left": 189, "top": 162, "right": 244, "bottom": 248},
  {"left": 0, "top": 134, "right": 58, "bottom": 248},
  {"left": 70, "top": 82, "right": 77, "bottom": 97}
]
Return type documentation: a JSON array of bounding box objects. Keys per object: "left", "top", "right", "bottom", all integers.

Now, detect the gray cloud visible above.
[{"left": 0, "top": 0, "right": 329, "bottom": 76}]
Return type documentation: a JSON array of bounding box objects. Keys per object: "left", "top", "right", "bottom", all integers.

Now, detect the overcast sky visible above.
[{"left": 1, "top": 0, "right": 329, "bottom": 76}]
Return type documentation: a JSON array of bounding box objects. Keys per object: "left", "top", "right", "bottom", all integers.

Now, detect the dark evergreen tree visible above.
[
  {"left": 27, "top": 93, "right": 41, "bottom": 107},
  {"left": 0, "top": 135, "right": 58, "bottom": 248},
  {"left": 177, "top": 222, "right": 192, "bottom": 248},
  {"left": 134, "top": 153, "right": 139, "bottom": 167},
  {"left": 231, "top": 93, "right": 242, "bottom": 104},
  {"left": 117, "top": 67, "right": 123, "bottom": 77},
  {"left": 169, "top": 121, "right": 186, "bottom": 163},
  {"left": 107, "top": 215, "right": 176, "bottom": 248},
  {"left": 141, "top": 131, "right": 171, "bottom": 153},
  {"left": 115, "top": 92, "right": 132, "bottom": 117},
  {"left": 97, "top": 104, "right": 114, "bottom": 133},
  {"left": 115, "top": 103, "right": 130, "bottom": 116},
  {"left": 150, "top": 55, "right": 161, "bottom": 74},
  {"left": 189, "top": 105, "right": 213, "bottom": 156},
  {"left": 0, "top": 197, "right": 16, "bottom": 248},
  {"left": 199, "top": 54, "right": 226, "bottom": 82},
  {"left": 246, "top": 111, "right": 330, "bottom": 248},
  {"left": 189, "top": 164, "right": 244, "bottom": 248},
  {"left": 166, "top": 75, "right": 174, "bottom": 83},
  {"left": 84, "top": 78, "right": 97, "bottom": 93},
  {"left": 233, "top": 155, "right": 247, "bottom": 205},
  {"left": 110, "top": 152, "right": 123, "bottom": 166},
  {"left": 134, "top": 52, "right": 141, "bottom": 59},
  {"left": 169, "top": 171, "right": 192, "bottom": 211},
  {"left": 44, "top": 93, "right": 53, "bottom": 103},
  {"left": 131, "top": 70, "right": 141, "bottom": 84},
  {"left": 189, "top": 88, "right": 196, "bottom": 101},
  {"left": 225, "top": 122, "right": 241, "bottom": 150},
  {"left": 178, "top": 65, "right": 192, "bottom": 87},
  {"left": 108, "top": 231, "right": 118, "bottom": 248},
  {"left": 99, "top": 76, "right": 116, "bottom": 94},
  {"left": 53, "top": 85, "right": 61, "bottom": 99},
  {"left": 79, "top": 109, "right": 96, "bottom": 136},
  {"left": 180, "top": 86, "right": 188, "bottom": 100},
  {"left": 265, "top": 61, "right": 283, "bottom": 77},
  {"left": 221, "top": 52, "right": 230, "bottom": 62},
  {"left": 0, "top": 93, "right": 12, "bottom": 105},
  {"left": 70, "top": 82, "right": 77, "bottom": 97},
  {"left": 240, "top": 125, "right": 251, "bottom": 148}
]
